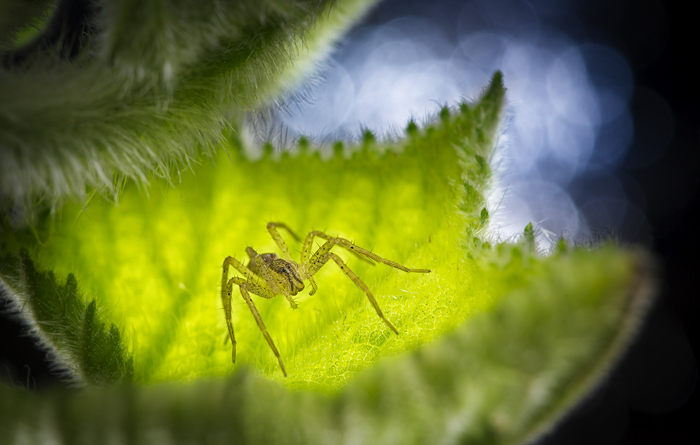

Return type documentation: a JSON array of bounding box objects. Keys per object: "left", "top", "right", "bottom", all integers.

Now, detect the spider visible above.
[{"left": 221, "top": 222, "right": 431, "bottom": 376}]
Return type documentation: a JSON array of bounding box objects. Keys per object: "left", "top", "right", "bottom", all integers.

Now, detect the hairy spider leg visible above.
[
  {"left": 221, "top": 256, "right": 271, "bottom": 359},
  {"left": 221, "top": 262, "right": 236, "bottom": 357},
  {"left": 246, "top": 247, "right": 298, "bottom": 309},
  {"left": 301, "top": 234, "right": 431, "bottom": 335},
  {"left": 307, "top": 275, "right": 319, "bottom": 296},
  {"left": 266, "top": 222, "right": 301, "bottom": 261},
  {"left": 301, "top": 231, "right": 375, "bottom": 266},
  {"left": 227, "top": 277, "right": 287, "bottom": 377},
  {"left": 304, "top": 232, "right": 431, "bottom": 274},
  {"left": 311, "top": 252, "right": 399, "bottom": 335}
]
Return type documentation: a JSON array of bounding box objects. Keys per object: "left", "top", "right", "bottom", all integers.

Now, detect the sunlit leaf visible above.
[{"left": 0, "top": 73, "right": 655, "bottom": 444}]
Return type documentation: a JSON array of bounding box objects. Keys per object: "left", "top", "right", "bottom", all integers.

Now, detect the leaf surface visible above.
[{"left": 0, "top": 73, "right": 655, "bottom": 443}]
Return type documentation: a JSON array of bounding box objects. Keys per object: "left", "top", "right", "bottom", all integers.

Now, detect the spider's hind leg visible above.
[
  {"left": 222, "top": 255, "right": 287, "bottom": 376},
  {"left": 234, "top": 279, "right": 287, "bottom": 377}
]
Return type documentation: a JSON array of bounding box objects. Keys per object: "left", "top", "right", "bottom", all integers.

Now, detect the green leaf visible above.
[
  {"left": 0, "top": 73, "right": 655, "bottom": 442},
  {"left": 0, "top": 247, "right": 654, "bottom": 444},
  {"left": 0, "top": 249, "right": 133, "bottom": 385},
  {"left": 0, "top": 0, "right": 380, "bottom": 212}
]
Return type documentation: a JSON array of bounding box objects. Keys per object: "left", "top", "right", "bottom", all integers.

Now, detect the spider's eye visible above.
[{"left": 284, "top": 265, "right": 304, "bottom": 289}]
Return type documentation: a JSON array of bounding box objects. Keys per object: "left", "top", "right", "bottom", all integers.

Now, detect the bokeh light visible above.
[{"left": 271, "top": 0, "right": 669, "bottom": 247}]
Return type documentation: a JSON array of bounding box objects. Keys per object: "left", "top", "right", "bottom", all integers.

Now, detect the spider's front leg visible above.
[
  {"left": 301, "top": 230, "right": 375, "bottom": 265},
  {"left": 302, "top": 230, "right": 430, "bottom": 273},
  {"left": 312, "top": 252, "right": 400, "bottom": 335}
]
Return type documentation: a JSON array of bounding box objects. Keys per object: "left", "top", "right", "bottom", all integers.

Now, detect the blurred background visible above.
[
  {"left": 2, "top": 0, "right": 697, "bottom": 443},
  {"left": 269, "top": 0, "right": 663, "bottom": 248}
]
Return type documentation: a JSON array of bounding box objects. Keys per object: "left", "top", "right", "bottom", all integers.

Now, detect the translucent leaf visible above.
[{"left": 0, "top": 73, "right": 655, "bottom": 443}]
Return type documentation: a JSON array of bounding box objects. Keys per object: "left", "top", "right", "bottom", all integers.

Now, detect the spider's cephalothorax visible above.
[
  {"left": 247, "top": 250, "right": 305, "bottom": 296},
  {"left": 221, "top": 222, "right": 430, "bottom": 377}
]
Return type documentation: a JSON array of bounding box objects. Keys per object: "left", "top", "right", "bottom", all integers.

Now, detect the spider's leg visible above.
[
  {"left": 314, "top": 252, "right": 399, "bottom": 335},
  {"left": 300, "top": 231, "right": 316, "bottom": 264},
  {"left": 221, "top": 275, "right": 237, "bottom": 362},
  {"left": 222, "top": 257, "right": 257, "bottom": 361},
  {"left": 308, "top": 276, "right": 318, "bottom": 296},
  {"left": 224, "top": 255, "right": 266, "bottom": 288},
  {"left": 301, "top": 231, "right": 374, "bottom": 265},
  {"left": 267, "top": 222, "right": 300, "bottom": 261},
  {"left": 334, "top": 237, "right": 430, "bottom": 273},
  {"left": 305, "top": 236, "right": 360, "bottom": 272},
  {"left": 223, "top": 277, "right": 278, "bottom": 350},
  {"left": 222, "top": 256, "right": 277, "bottom": 363},
  {"left": 306, "top": 238, "right": 336, "bottom": 273},
  {"left": 236, "top": 281, "right": 287, "bottom": 377}
]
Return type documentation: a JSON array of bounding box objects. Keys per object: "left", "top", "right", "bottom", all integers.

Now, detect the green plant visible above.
[{"left": 0, "top": 1, "right": 655, "bottom": 443}]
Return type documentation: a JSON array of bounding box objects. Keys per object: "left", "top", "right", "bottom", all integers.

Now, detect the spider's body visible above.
[
  {"left": 221, "top": 222, "right": 430, "bottom": 376},
  {"left": 247, "top": 250, "right": 306, "bottom": 297}
]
